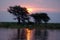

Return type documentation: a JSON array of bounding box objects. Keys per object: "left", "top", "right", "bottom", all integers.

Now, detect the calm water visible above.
[{"left": 0, "top": 28, "right": 60, "bottom": 40}]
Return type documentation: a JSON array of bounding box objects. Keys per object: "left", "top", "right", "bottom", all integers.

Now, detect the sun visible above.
[{"left": 27, "top": 8, "right": 33, "bottom": 13}]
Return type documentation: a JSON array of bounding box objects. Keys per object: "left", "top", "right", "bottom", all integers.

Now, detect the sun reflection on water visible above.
[{"left": 26, "top": 28, "right": 31, "bottom": 40}]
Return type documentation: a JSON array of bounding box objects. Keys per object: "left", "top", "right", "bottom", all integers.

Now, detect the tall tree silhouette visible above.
[
  {"left": 30, "top": 13, "right": 41, "bottom": 24},
  {"left": 8, "top": 5, "right": 29, "bottom": 40},
  {"left": 31, "top": 13, "right": 50, "bottom": 24},
  {"left": 40, "top": 13, "right": 50, "bottom": 24},
  {"left": 8, "top": 5, "right": 29, "bottom": 24}
]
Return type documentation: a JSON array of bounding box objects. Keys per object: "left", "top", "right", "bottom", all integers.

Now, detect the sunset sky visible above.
[{"left": 0, "top": 0, "right": 60, "bottom": 23}]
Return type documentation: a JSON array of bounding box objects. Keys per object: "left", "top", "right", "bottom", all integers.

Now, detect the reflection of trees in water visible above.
[
  {"left": 20, "top": 28, "right": 26, "bottom": 40},
  {"left": 10, "top": 28, "right": 26, "bottom": 40},
  {"left": 35, "top": 29, "right": 41, "bottom": 39},
  {"left": 9, "top": 32, "right": 18, "bottom": 40},
  {"left": 41, "top": 30, "right": 48, "bottom": 40},
  {"left": 10, "top": 29, "right": 48, "bottom": 40},
  {"left": 35, "top": 29, "right": 48, "bottom": 40}
]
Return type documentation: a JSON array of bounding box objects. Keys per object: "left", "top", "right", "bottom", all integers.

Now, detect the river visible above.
[{"left": 0, "top": 28, "right": 60, "bottom": 40}]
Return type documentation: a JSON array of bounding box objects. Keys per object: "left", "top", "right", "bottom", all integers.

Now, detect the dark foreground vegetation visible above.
[{"left": 0, "top": 22, "right": 60, "bottom": 29}]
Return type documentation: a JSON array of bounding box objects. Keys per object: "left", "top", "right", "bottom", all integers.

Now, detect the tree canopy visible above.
[
  {"left": 8, "top": 5, "right": 29, "bottom": 16},
  {"left": 30, "top": 13, "right": 50, "bottom": 24},
  {"left": 8, "top": 5, "right": 29, "bottom": 24},
  {"left": 8, "top": 5, "right": 50, "bottom": 24}
]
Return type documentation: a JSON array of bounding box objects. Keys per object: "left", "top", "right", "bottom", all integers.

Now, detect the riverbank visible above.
[{"left": 0, "top": 22, "right": 60, "bottom": 29}]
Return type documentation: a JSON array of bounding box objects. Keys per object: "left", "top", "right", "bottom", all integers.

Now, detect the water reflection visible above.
[
  {"left": 34, "top": 29, "right": 48, "bottom": 40},
  {"left": 1, "top": 28, "right": 60, "bottom": 40},
  {"left": 26, "top": 28, "right": 31, "bottom": 40},
  {"left": 20, "top": 28, "right": 48, "bottom": 40},
  {"left": 0, "top": 28, "right": 48, "bottom": 40},
  {"left": 20, "top": 28, "right": 35, "bottom": 40}
]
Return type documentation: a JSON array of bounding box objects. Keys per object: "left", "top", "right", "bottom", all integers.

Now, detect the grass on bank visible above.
[{"left": 0, "top": 22, "right": 60, "bottom": 29}]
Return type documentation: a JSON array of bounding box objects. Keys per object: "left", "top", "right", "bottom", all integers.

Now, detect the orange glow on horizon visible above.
[
  {"left": 26, "top": 28, "right": 31, "bottom": 40},
  {"left": 21, "top": 5, "right": 59, "bottom": 13}
]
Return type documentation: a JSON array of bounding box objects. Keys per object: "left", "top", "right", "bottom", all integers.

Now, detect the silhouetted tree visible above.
[
  {"left": 8, "top": 5, "right": 29, "bottom": 40},
  {"left": 30, "top": 13, "right": 41, "bottom": 24},
  {"left": 40, "top": 13, "right": 50, "bottom": 24},
  {"left": 39, "top": 13, "right": 50, "bottom": 40},
  {"left": 31, "top": 13, "right": 50, "bottom": 25},
  {"left": 8, "top": 6, "right": 29, "bottom": 24}
]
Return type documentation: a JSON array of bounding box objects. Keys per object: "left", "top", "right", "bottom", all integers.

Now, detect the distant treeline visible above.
[{"left": 0, "top": 22, "right": 60, "bottom": 29}]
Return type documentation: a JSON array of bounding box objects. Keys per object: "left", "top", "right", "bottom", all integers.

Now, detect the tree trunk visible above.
[
  {"left": 21, "top": 16, "right": 26, "bottom": 25},
  {"left": 17, "top": 17, "right": 20, "bottom": 40},
  {"left": 45, "top": 22, "right": 47, "bottom": 29},
  {"left": 17, "top": 17, "right": 20, "bottom": 24}
]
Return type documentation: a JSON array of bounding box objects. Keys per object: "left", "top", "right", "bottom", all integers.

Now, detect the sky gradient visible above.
[{"left": 0, "top": 0, "right": 60, "bottom": 23}]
